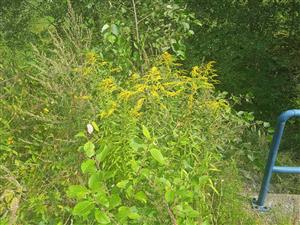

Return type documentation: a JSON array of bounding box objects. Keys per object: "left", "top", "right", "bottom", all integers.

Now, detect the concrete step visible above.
[{"left": 253, "top": 193, "right": 300, "bottom": 224}]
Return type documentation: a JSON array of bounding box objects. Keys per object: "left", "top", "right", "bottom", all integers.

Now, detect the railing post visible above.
[{"left": 253, "top": 109, "right": 300, "bottom": 211}]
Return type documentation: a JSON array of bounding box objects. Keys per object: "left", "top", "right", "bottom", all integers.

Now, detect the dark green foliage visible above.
[{"left": 186, "top": 0, "right": 300, "bottom": 120}]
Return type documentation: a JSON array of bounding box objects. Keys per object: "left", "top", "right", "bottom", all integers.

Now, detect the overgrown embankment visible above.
[{"left": 0, "top": 1, "right": 298, "bottom": 224}]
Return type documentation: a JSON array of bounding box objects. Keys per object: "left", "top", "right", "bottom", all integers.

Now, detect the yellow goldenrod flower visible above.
[
  {"left": 191, "top": 66, "right": 200, "bottom": 77},
  {"left": 99, "top": 77, "right": 118, "bottom": 92},
  {"left": 162, "top": 52, "right": 174, "bottom": 65},
  {"left": 130, "top": 73, "right": 140, "bottom": 80},
  {"left": 86, "top": 52, "right": 97, "bottom": 65},
  {"left": 100, "top": 101, "right": 117, "bottom": 118},
  {"left": 82, "top": 67, "right": 92, "bottom": 76},
  {"left": 99, "top": 61, "right": 108, "bottom": 67},
  {"left": 131, "top": 98, "right": 145, "bottom": 117},
  {"left": 188, "top": 94, "right": 194, "bottom": 111},
  {"left": 150, "top": 89, "right": 159, "bottom": 98},
  {"left": 164, "top": 89, "right": 182, "bottom": 97},
  {"left": 111, "top": 67, "right": 122, "bottom": 73},
  {"left": 118, "top": 90, "right": 134, "bottom": 102},
  {"left": 7, "top": 137, "right": 13, "bottom": 145},
  {"left": 72, "top": 67, "right": 81, "bottom": 73},
  {"left": 148, "top": 66, "right": 161, "bottom": 81},
  {"left": 134, "top": 84, "right": 147, "bottom": 93},
  {"left": 206, "top": 99, "right": 229, "bottom": 112},
  {"left": 43, "top": 108, "right": 49, "bottom": 113}
]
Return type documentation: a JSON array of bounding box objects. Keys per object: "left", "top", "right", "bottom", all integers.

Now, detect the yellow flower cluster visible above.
[
  {"left": 86, "top": 52, "right": 97, "bottom": 65},
  {"left": 131, "top": 98, "right": 145, "bottom": 117},
  {"left": 162, "top": 52, "right": 174, "bottom": 66},
  {"left": 72, "top": 52, "right": 113, "bottom": 77},
  {"left": 97, "top": 53, "right": 219, "bottom": 118},
  {"left": 7, "top": 137, "right": 13, "bottom": 145},
  {"left": 206, "top": 99, "right": 229, "bottom": 112},
  {"left": 99, "top": 77, "right": 118, "bottom": 93},
  {"left": 100, "top": 101, "right": 117, "bottom": 118}
]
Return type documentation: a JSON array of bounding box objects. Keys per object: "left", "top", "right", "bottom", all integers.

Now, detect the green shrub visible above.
[{"left": 67, "top": 53, "right": 258, "bottom": 224}]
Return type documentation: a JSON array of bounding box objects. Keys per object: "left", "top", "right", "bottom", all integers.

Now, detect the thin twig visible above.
[
  {"left": 163, "top": 200, "right": 178, "bottom": 225},
  {"left": 131, "top": 0, "right": 140, "bottom": 43}
]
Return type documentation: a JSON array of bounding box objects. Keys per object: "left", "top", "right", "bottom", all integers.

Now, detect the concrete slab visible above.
[{"left": 254, "top": 193, "right": 300, "bottom": 224}]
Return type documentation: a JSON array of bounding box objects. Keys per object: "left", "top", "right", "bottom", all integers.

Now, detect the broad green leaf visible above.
[
  {"left": 75, "top": 132, "right": 86, "bottom": 138},
  {"left": 150, "top": 148, "right": 166, "bottom": 165},
  {"left": 130, "top": 160, "right": 139, "bottom": 172},
  {"left": 134, "top": 191, "right": 147, "bottom": 203},
  {"left": 95, "top": 193, "right": 109, "bottom": 208},
  {"left": 128, "top": 212, "right": 141, "bottom": 220},
  {"left": 95, "top": 209, "right": 111, "bottom": 224},
  {"left": 198, "top": 175, "right": 209, "bottom": 185},
  {"left": 117, "top": 206, "right": 130, "bottom": 219},
  {"left": 106, "top": 34, "right": 116, "bottom": 44},
  {"left": 92, "top": 121, "right": 100, "bottom": 132},
  {"left": 165, "top": 190, "right": 175, "bottom": 203},
  {"left": 81, "top": 159, "right": 96, "bottom": 175},
  {"left": 129, "top": 138, "right": 146, "bottom": 151},
  {"left": 84, "top": 141, "right": 95, "bottom": 158},
  {"left": 96, "top": 145, "right": 109, "bottom": 162},
  {"left": 73, "top": 200, "right": 95, "bottom": 217},
  {"left": 111, "top": 24, "right": 119, "bottom": 36},
  {"left": 142, "top": 125, "right": 151, "bottom": 140},
  {"left": 125, "top": 185, "right": 134, "bottom": 198},
  {"left": 88, "top": 173, "right": 102, "bottom": 191},
  {"left": 116, "top": 180, "right": 129, "bottom": 189},
  {"left": 67, "top": 185, "right": 88, "bottom": 199},
  {"left": 109, "top": 194, "right": 121, "bottom": 209},
  {"left": 101, "top": 24, "right": 110, "bottom": 33}
]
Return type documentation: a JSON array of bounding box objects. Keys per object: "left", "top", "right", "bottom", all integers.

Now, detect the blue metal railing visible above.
[{"left": 253, "top": 109, "right": 300, "bottom": 211}]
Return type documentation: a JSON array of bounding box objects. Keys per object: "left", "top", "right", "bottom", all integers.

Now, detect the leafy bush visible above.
[{"left": 67, "top": 53, "right": 258, "bottom": 224}]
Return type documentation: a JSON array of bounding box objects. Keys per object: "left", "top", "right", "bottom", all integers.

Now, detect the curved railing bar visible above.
[{"left": 253, "top": 109, "right": 300, "bottom": 211}]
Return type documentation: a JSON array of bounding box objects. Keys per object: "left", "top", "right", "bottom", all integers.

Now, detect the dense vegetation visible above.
[{"left": 0, "top": 0, "right": 299, "bottom": 224}]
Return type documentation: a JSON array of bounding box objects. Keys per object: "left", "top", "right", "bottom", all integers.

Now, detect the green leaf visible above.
[
  {"left": 88, "top": 173, "right": 102, "bottom": 191},
  {"left": 134, "top": 191, "right": 147, "bottom": 203},
  {"left": 29, "top": 16, "right": 54, "bottom": 34},
  {"left": 198, "top": 175, "right": 210, "bottom": 185},
  {"left": 67, "top": 185, "right": 88, "bottom": 199},
  {"left": 73, "top": 200, "right": 95, "bottom": 217},
  {"left": 150, "top": 148, "right": 166, "bottom": 165},
  {"left": 101, "top": 24, "right": 110, "bottom": 33},
  {"left": 81, "top": 159, "right": 96, "bottom": 175},
  {"left": 165, "top": 190, "right": 175, "bottom": 203},
  {"left": 116, "top": 180, "right": 129, "bottom": 189},
  {"left": 95, "top": 209, "right": 111, "bottom": 224},
  {"left": 111, "top": 24, "right": 119, "bottom": 36},
  {"left": 75, "top": 132, "right": 86, "bottom": 138},
  {"left": 142, "top": 125, "right": 151, "bottom": 140},
  {"left": 84, "top": 141, "right": 95, "bottom": 158},
  {"left": 129, "top": 138, "right": 146, "bottom": 151},
  {"left": 128, "top": 212, "right": 141, "bottom": 220},
  {"left": 109, "top": 194, "right": 122, "bottom": 209},
  {"left": 92, "top": 121, "right": 100, "bottom": 132},
  {"left": 117, "top": 206, "right": 130, "bottom": 219},
  {"left": 95, "top": 193, "right": 109, "bottom": 208},
  {"left": 130, "top": 160, "right": 139, "bottom": 172},
  {"left": 96, "top": 145, "right": 109, "bottom": 162}
]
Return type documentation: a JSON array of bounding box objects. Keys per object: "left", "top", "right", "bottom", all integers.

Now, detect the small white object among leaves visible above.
[{"left": 87, "top": 123, "right": 94, "bottom": 134}]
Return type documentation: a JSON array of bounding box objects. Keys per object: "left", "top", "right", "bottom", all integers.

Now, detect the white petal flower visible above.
[{"left": 87, "top": 123, "right": 94, "bottom": 134}]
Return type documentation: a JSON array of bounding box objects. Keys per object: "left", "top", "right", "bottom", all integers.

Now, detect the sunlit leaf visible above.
[{"left": 150, "top": 148, "right": 166, "bottom": 165}]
